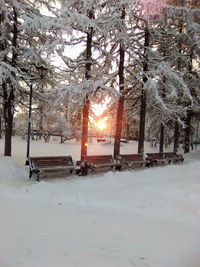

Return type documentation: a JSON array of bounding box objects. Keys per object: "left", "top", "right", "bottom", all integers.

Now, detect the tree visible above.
[
  {"left": 0, "top": 3, "right": 17, "bottom": 155},
  {"left": 0, "top": 0, "right": 56, "bottom": 156},
  {"left": 135, "top": 0, "right": 200, "bottom": 153},
  {"left": 51, "top": 0, "right": 119, "bottom": 159},
  {"left": 114, "top": 5, "right": 126, "bottom": 158},
  {"left": 168, "top": 0, "right": 200, "bottom": 152},
  {"left": 80, "top": 9, "right": 94, "bottom": 160},
  {"left": 138, "top": 26, "right": 150, "bottom": 154}
]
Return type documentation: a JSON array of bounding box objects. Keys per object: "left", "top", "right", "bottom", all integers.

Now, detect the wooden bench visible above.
[
  {"left": 78, "top": 155, "right": 115, "bottom": 175},
  {"left": 29, "top": 156, "right": 76, "bottom": 181},
  {"left": 163, "top": 152, "right": 184, "bottom": 164},
  {"left": 116, "top": 154, "right": 149, "bottom": 170},
  {"left": 146, "top": 153, "right": 166, "bottom": 167}
]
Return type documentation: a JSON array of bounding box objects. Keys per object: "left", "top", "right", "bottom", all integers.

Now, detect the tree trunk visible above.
[
  {"left": 159, "top": 124, "right": 164, "bottom": 153},
  {"left": 113, "top": 43, "right": 125, "bottom": 158},
  {"left": 138, "top": 27, "right": 150, "bottom": 154},
  {"left": 0, "top": 112, "right": 2, "bottom": 139},
  {"left": 184, "top": 110, "right": 191, "bottom": 153},
  {"left": 81, "top": 10, "right": 93, "bottom": 160},
  {"left": 138, "top": 89, "right": 146, "bottom": 154},
  {"left": 173, "top": 120, "right": 179, "bottom": 152},
  {"left": 184, "top": 43, "right": 194, "bottom": 153},
  {"left": 114, "top": 7, "right": 125, "bottom": 159},
  {"left": 173, "top": 2, "right": 183, "bottom": 154},
  {"left": 3, "top": 84, "right": 14, "bottom": 156},
  {"left": 81, "top": 98, "right": 90, "bottom": 160},
  {"left": 38, "top": 85, "right": 44, "bottom": 140},
  {"left": 114, "top": 95, "right": 124, "bottom": 158},
  {"left": 3, "top": 8, "right": 17, "bottom": 156}
]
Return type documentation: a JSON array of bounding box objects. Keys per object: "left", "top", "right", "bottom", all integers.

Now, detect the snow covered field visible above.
[{"left": 0, "top": 136, "right": 200, "bottom": 267}]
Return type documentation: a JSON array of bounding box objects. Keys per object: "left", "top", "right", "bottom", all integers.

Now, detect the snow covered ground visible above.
[{"left": 0, "top": 136, "right": 200, "bottom": 267}]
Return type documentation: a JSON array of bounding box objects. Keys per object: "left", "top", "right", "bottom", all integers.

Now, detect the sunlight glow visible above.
[
  {"left": 92, "top": 103, "right": 106, "bottom": 116},
  {"left": 97, "top": 120, "right": 106, "bottom": 131}
]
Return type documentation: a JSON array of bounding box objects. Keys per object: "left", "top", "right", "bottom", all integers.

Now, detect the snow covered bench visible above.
[
  {"left": 116, "top": 154, "right": 150, "bottom": 170},
  {"left": 146, "top": 153, "right": 166, "bottom": 167},
  {"left": 146, "top": 152, "right": 184, "bottom": 167},
  {"left": 29, "top": 156, "right": 76, "bottom": 181},
  {"left": 77, "top": 155, "right": 115, "bottom": 175},
  {"left": 163, "top": 152, "right": 184, "bottom": 164}
]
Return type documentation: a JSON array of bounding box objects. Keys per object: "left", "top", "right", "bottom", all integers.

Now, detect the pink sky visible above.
[{"left": 140, "top": 0, "right": 168, "bottom": 18}]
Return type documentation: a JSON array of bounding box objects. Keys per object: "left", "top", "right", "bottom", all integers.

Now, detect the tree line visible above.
[{"left": 0, "top": 0, "right": 199, "bottom": 158}]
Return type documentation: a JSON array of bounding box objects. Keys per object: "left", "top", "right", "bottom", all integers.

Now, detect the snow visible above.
[{"left": 0, "top": 137, "right": 200, "bottom": 267}]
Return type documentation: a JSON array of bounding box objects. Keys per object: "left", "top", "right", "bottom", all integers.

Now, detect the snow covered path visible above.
[
  {"left": 1, "top": 196, "right": 200, "bottom": 267},
  {"left": 0, "top": 138, "right": 200, "bottom": 266}
]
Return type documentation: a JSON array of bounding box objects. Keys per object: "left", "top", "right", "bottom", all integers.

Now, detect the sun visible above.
[{"left": 97, "top": 120, "right": 106, "bottom": 131}]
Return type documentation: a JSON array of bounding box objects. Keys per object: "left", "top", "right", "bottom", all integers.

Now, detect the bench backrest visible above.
[
  {"left": 163, "top": 152, "right": 177, "bottom": 158},
  {"left": 163, "top": 152, "right": 184, "bottom": 160},
  {"left": 85, "top": 155, "right": 114, "bottom": 164},
  {"left": 119, "top": 154, "right": 143, "bottom": 161},
  {"left": 146, "top": 153, "right": 164, "bottom": 160},
  {"left": 163, "top": 152, "right": 181, "bottom": 158},
  {"left": 30, "top": 156, "right": 73, "bottom": 168}
]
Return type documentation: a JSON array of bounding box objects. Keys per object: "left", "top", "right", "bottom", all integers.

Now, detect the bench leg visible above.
[
  {"left": 78, "top": 166, "right": 88, "bottom": 176},
  {"left": 35, "top": 173, "right": 40, "bottom": 182},
  {"left": 36, "top": 173, "right": 40, "bottom": 182},
  {"left": 115, "top": 164, "right": 121, "bottom": 171},
  {"left": 91, "top": 166, "right": 95, "bottom": 174},
  {"left": 76, "top": 168, "right": 81, "bottom": 175},
  {"left": 145, "top": 162, "right": 150, "bottom": 168},
  {"left": 34, "top": 169, "right": 40, "bottom": 182}
]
